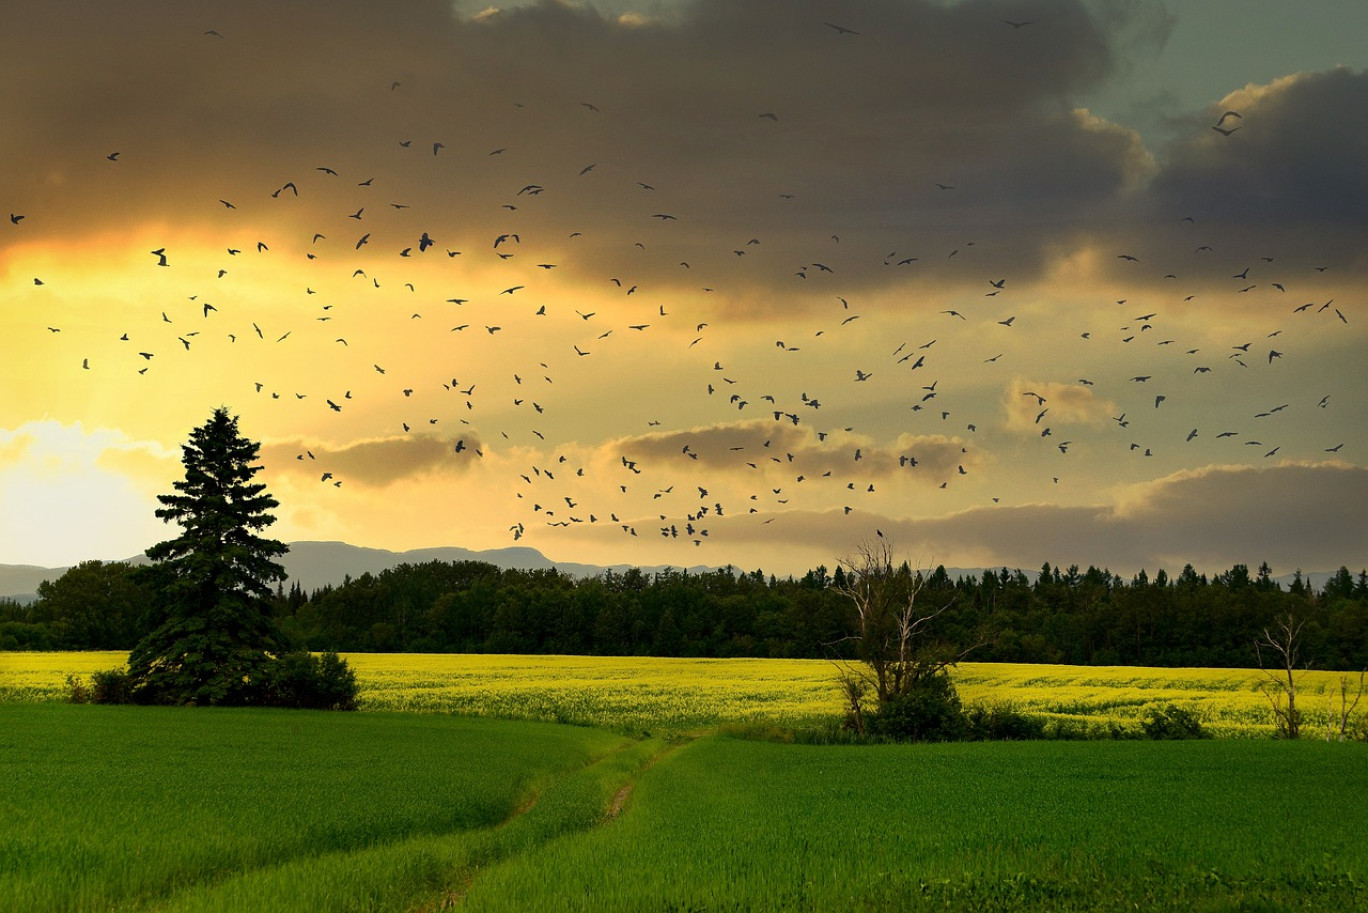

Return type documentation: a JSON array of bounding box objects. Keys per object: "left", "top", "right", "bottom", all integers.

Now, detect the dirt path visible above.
[
  {"left": 605, "top": 738, "right": 687, "bottom": 822},
  {"left": 420, "top": 735, "right": 690, "bottom": 910}
]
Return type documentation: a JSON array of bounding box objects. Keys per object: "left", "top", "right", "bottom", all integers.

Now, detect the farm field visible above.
[
  {"left": 3, "top": 650, "right": 1360, "bottom": 736},
  {"left": 0, "top": 703, "right": 647, "bottom": 913},
  {"left": 2, "top": 703, "right": 1365, "bottom": 912},
  {"left": 462, "top": 736, "right": 1368, "bottom": 913}
]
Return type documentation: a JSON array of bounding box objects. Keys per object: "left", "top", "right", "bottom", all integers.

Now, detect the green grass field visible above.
[
  {"left": 3, "top": 702, "right": 1366, "bottom": 912},
  {"left": 0, "top": 703, "right": 643, "bottom": 912},
  {"left": 463, "top": 737, "right": 1368, "bottom": 912}
]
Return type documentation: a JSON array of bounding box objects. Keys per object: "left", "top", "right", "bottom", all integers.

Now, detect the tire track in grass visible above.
[
  {"left": 141, "top": 733, "right": 647, "bottom": 913},
  {"left": 424, "top": 736, "right": 679, "bottom": 911},
  {"left": 604, "top": 738, "right": 689, "bottom": 823}
]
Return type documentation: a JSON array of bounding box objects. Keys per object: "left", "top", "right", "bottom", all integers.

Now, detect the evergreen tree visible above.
[{"left": 128, "top": 408, "right": 290, "bottom": 705}]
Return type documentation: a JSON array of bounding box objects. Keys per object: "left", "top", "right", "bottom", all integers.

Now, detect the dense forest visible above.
[{"left": 5, "top": 558, "right": 1367, "bottom": 670}]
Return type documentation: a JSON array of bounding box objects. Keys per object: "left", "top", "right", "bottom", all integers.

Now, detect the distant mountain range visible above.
[
  {"left": 0, "top": 541, "right": 1342, "bottom": 603},
  {"left": 0, "top": 541, "right": 724, "bottom": 602}
]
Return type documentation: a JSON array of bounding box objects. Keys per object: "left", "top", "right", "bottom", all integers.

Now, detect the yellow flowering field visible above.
[
  {"left": 346, "top": 654, "right": 841, "bottom": 731},
  {"left": 952, "top": 663, "right": 1361, "bottom": 738},
  {"left": 0, "top": 651, "right": 131, "bottom": 703},
  {"left": 3, "top": 651, "right": 1359, "bottom": 737}
]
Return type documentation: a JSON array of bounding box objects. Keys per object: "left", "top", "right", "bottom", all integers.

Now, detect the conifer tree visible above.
[{"left": 128, "top": 407, "right": 289, "bottom": 704}]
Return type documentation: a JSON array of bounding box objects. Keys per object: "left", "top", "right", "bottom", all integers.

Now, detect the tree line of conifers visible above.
[{"left": 7, "top": 554, "right": 1367, "bottom": 671}]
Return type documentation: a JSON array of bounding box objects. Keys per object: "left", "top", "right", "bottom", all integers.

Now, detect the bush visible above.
[
  {"left": 1141, "top": 703, "right": 1210, "bottom": 740},
  {"left": 868, "top": 674, "right": 967, "bottom": 742},
  {"left": 65, "top": 668, "right": 135, "bottom": 704},
  {"left": 64, "top": 674, "right": 91, "bottom": 704},
  {"left": 91, "top": 667, "right": 134, "bottom": 704},
  {"left": 964, "top": 703, "right": 1046, "bottom": 741},
  {"left": 253, "top": 651, "right": 359, "bottom": 710},
  {"left": 66, "top": 654, "right": 357, "bottom": 710}
]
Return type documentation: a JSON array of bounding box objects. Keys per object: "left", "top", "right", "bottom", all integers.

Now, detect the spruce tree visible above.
[{"left": 128, "top": 407, "right": 289, "bottom": 704}]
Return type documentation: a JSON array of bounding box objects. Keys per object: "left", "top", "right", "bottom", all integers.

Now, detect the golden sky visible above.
[{"left": 2, "top": 0, "right": 1366, "bottom": 576}]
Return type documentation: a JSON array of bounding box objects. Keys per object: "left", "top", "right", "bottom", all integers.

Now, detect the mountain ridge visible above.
[
  {"left": 0, "top": 541, "right": 729, "bottom": 602},
  {"left": 0, "top": 541, "right": 1344, "bottom": 602}
]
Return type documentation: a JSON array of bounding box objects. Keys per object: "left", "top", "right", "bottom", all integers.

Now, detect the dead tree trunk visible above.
[
  {"left": 830, "top": 537, "right": 960, "bottom": 704},
  {"left": 1325, "top": 670, "right": 1366, "bottom": 742},
  {"left": 1255, "top": 612, "right": 1306, "bottom": 739}
]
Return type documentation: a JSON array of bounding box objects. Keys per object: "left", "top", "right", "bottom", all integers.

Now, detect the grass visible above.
[
  {"left": 3, "top": 677, "right": 1367, "bottom": 910},
  {"left": 461, "top": 736, "right": 1368, "bottom": 912},
  {"left": 7, "top": 651, "right": 1363, "bottom": 736},
  {"left": 0, "top": 703, "right": 631, "bottom": 913}
]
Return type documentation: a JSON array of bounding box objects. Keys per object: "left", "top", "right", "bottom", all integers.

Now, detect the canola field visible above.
[{"left": 3, "top": 651, "right": 1359, "bottom": 737}]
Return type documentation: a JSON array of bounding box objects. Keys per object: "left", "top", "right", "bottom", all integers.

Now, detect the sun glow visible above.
[{"left": 0, "top": 422, "right": 173, "bottom": 566}]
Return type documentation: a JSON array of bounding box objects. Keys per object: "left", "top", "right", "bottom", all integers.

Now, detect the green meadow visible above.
[{"left": 3, "top": 702, "right": 1366, "bottom": 912}]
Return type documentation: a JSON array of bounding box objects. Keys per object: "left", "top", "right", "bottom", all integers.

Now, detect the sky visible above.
[{"left": 2, "top": 0, "right": 1366, "bottom": 578}]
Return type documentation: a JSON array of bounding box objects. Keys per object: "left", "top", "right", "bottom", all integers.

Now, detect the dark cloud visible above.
[
  {"left": 1141, "top": 67, "right": 1368, "bottom": 269},
  {"left": 0, "top": 0, "right": 1166, "bottom": 293},
  {"left": 6, "top": 1, "right": 1364, "bottom": 572},
  {"left": 613, "top": 419, "right": 972, "bottom": 480},
  {"left": 719, "top": 462, "right": 1368, "bottom": 575},
  {"left": 263, "top": 432, "right": 482, "bottom": 486},
  {"left": 10, "top": 0, "right": 1359, "bottom": 304}
]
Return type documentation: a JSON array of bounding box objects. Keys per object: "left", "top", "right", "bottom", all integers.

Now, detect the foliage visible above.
[
  {"left": 31, "top": 561, "right": 148, "bottom": 649},
  {"left": 866, "top": 671, "right": 968, "bottom": 742},
  {"left": 119, "top": 407, "right": 357, "bottom": 710},
  {"left": 91, "top": 667, "right": 135, "bottom": 704},
  {"left": 1140, "top": 703, "right": 1211, "bottom": 740},
  {"left": 833, "top": 539, "right": 967, "bottom": 703},
  {"left": 14, "top": 556, "right": 1368, "bottom": 674},
  {"left": 65, "top": 667, "right": 135, "bottom": 704},
  {"left": 252, "top": 651, "right": 359, "bottom": 711},
  {"left": 275, "top": 559, "right": 1368, "bottom": 671},
  {"left": 128, "top": 408, "right": 290, "bottom": 704},
  {"left": 62, "top": 673, "right": 90, "bottom": 704},
  {"left": 964, "top": 702, "right": 1047, "bottom": 741}
]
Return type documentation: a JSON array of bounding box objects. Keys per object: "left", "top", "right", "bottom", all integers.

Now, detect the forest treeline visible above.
[{"left": 4, "top": 558, "right": 1366, "bottom": 670}]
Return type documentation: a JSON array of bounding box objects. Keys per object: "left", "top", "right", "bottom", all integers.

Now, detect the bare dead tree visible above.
[
  {"left": 1325, "top": 669, "right": 1366, "bottom": 742},
  {"left": 1255, "top": 612, "right": 1306, "bottom": 739},
  {"left": 829, "top": 537, "right": 976, "bottom": 710}
]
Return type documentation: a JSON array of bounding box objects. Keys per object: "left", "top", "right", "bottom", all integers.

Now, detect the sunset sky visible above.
[{"left": 2, "top": 0, "right": 1365, "bottom": 577}]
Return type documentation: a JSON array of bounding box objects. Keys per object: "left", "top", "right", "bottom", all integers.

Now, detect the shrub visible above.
[
  {"left": 90, "top": 667, "right": 134, "bottom": 704},
  {"left": 1141, "top": 703, "right": 1210, "bottom": 740},
  {"left": 66, "top": 668, "right": 135, "bottom": 704},
  {"left": 964, "top": 703, "right": 1046, "bottom": 741},
  {"left": 253, "top": 651, "right": 359, "bottom": 710},
  {"left": 64, "top": 674, "right": 91, "bottom": 704},
  {"left": 868, "top": 673, "right": 967, "bottom": 742}
]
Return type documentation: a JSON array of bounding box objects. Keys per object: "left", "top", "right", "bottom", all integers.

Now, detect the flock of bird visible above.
[{"left": 9, "top": 18, "right": 1357, "bottom": 558}]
